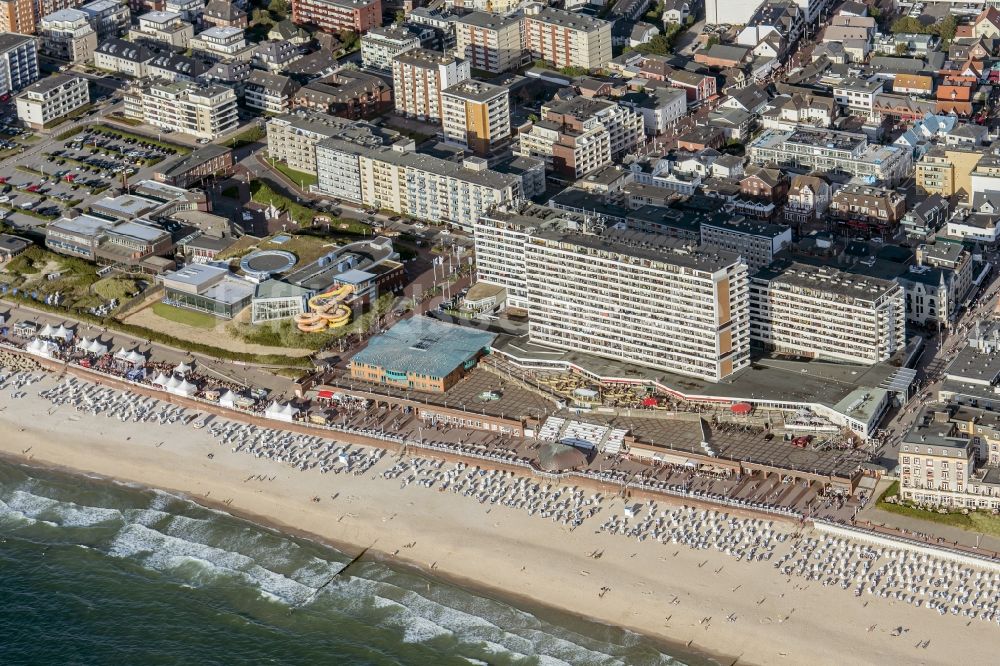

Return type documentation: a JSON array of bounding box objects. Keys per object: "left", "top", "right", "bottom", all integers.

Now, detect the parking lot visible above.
[{"left": 0, "top": 124, "right": 186, "bottom": 231}]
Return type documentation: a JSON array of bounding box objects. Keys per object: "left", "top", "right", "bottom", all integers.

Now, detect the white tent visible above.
[
  {"left": 75, "top": 337, "right": 92, "bottom": 351},
  {"left": 169, "top": 379, "right": 197, "bottom": 397},
  {"left": 40, "top": 323, "right": 55, "bottom": 338},
  {"left": 126, "top": 350, "right": 146, "bottom": 366},
  {"left": 151, "top": 372, "right": 170, "bottom": 387},
  {"left": 175, "top": 362, "right": 192, "bottom": 376},
  {"left": 265, "top": 401, "right": 297, "bottom": 423},
  {"left": 164, "top": 376, "right": 182, "bottom": 391},
  {"left": 114, "top": 347, "right": 131, "bottom": 361},
  {"left": 88, "top": 340, "right": 108, "bottom": 356},
  {"left": 219, "top": 390, "right": 237, "bottom": 408},
  {"left": 52, "top": 325, "right": 73, "bottom": 342},
  {"left": 26, "top": 338, "right": 59, "bottom": 359}
]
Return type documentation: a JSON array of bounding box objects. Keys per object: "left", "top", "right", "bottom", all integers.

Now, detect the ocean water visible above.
[{"left": 0, "top": 459, "right": 710, "bottom": 666}]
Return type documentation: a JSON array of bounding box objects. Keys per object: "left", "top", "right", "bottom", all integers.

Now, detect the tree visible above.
[
  {"left": 894, "top": 42, "right": 909, "bottom": 56},
  {"left": 890, "top": 17, "right": 927, "bottom": 34},
  {"left": 937, "top": 15, "right": 958, "bottom": 43},
  {"left": 636, "top": 34, "right": 672, "bottom": 56},
  {"left": 268, "top": 0, "right": 289, "bottom": 20},
  {"left": 395, "top": 10, "right": 405, "bottom": 23},
  {"left": 251, "top": 7, "right": 273, "bottom": 25}
]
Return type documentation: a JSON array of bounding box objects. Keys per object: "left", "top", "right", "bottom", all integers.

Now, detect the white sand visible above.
[{"left": 0, "top": 373, "right": 993, "bottom": 666}]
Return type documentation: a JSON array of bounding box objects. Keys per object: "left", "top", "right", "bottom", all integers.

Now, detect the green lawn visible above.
[
  {"left": 272, "top": 161, "right": 318, "bottom": 188},
  {"left": 152, "top": 302, "right": 218, "bottom": 329},
  {"left": 877, "top": 481, "right": 1000, "bottom": 538},
  {"left": 228, "top": 125, "right": 265, "bottom": 149}
]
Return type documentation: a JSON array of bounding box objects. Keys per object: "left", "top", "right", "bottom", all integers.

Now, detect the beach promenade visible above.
[{"left": 1, "top": 364, "right": 998, "bottom": 666}]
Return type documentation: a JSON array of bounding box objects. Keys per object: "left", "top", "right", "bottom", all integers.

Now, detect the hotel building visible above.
[
  {"left": 474, "top": 204, "right": 751, "bottom": 382},
  {"left": 522, "top": 5, "right": 612, "bottom": 71},
  {"left": 16, "top": 74, "right": 89, "bottom": 129},
  {"left": 749, "top": 262, "right": 906, "bottom": 365},
  {"left": 391, "top": 48, "right": 470, "bottom": 122},
  {"left": 441, "top": 79, "right": 510, "bottom": 155},
  {"left": 454, "top": 11, "right": 524, "bottom": 74},
  {"left": 124, "top": 80, "right": 238, "bottom": 140},
  {"left": 747, "top": 127, "right": 913, "bottom": 185}
]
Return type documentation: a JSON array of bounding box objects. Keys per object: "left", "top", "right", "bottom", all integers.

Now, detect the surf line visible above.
[{"left": 293, "top": 541, "right": 377, "bottom": 611}]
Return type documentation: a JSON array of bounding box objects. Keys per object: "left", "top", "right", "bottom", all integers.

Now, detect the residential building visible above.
[
  {"left": 893, "top": 73, "right": 935, "bottom": 97},
  {"left": 79, "top": 0, "right": 130, "bottom": 41},
  {"left": 828, "top": 183, "right": 906, "bottom": 239},
  {"left": 253, "top": 39, "right": 302, "bottom": 72},
  {"left": 291, "top": 0, "right": 381, "bottom": 34},
  {"left": 899, "top": 242, "right": 973, "bottom": 330},
  {"left": 454, "top": 11, "right": 524, "bottom": 74},
  {"left": 662, "top": 0, "right": 689, "bottom": 25},
  {"left": 153, "top": 144, "right": 234, "bottom": 188},
  {"left": 760, "top": 93, "right": 835, "bottom": 130},
  {"left": 915, "top": 146, "right": 985, "bottom": 199},
  {"left": 522, "top": 5, "right": 612, "bottom": 71},
  {"left": 291, "top": 70, "right": 392, "bottom": 119},
  {"left": 832, "top": 76, "right": 884, "bottom": 118},
  {"left": 783, "top": 173, "right": 830, "bottom": 227},
  {"left": 747, "top": 127, "right": 913, "bottom": 185},
  {"left": 740, "top": 165, "right": 788, "bottom": 205},
  {"left": 203, "top": 0, "right": 247, "bottom": 28},
  {"left": 124, "top": 80, "right": 238, "bottom": 140},
  {"left": 244, "top": 70, "right": 300, "bottom": 114},
  {"left": 391, "top": 48, "right": 469, "bottom": 122},
  {"left": 268, "top": 19, "right": 311, "bottom": 45},
  {"left": 129, "top": 10, "right": 193, "bottom": 48},
  {"left": 619, "top": 86, "right": 687, "bottom": 135},
  {"left": 898, "top": 407, "right": 982, "bottom": 508},
  {"left": 473, "top": 204, "right": 751, "bottom": 382},
  {"left": 516, "top": 96, "right": 643, "bottom": 178},
  {"left": 441, "top": 79, "right": 510, "bottom": 155},
  {"left": 165, "top": 0, "right": 202, "bottom": 22},
  {"left": 974, "top": 6, "right": 1000, "bottom": 39},
  {"left": 0, "top": 0, "right": 34, "bottom": 34},
  {"left": 93, "top": 37, "right": 161, "bottom": 77},
  {"left": 360, "top": 24, "right": 420, "bottom": 71},
  {"left": 266, "top": 110, "right": 365, "bottom": 175},
  {"left": 189, "top": 26, "right": 254, "bottom": 61},
  {"left": 700, "top": 218, "right": 792, "bottom": 273},
  {"left": 750, "top": 261, "right": 906, "bottom": 365},
  {"left": 901, "top": 194, "right": 949, "bottom": 241},
  {"left": 666, "top": 68, "right": 717, "bottom": 107},
  {"left": 15, "top": 74, "right": 88, "bottom": 129},
  {"left": 38, "top": 8, "right": 97, "bottom": 63},
  {"left": 695, "top": 44, "right": 751, "bottom": 69},
  {"left": 145, "top": 52, "right": 210, "bottom": 83},
  {"left": 315, "top": 125, "right": 523, "bottom": 231},
  {"left": 0, "top": 32, "right": 39, "bottom": 97}
]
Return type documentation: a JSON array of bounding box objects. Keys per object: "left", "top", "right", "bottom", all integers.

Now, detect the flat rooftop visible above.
[
  {"left": 754, "top": 261, "right": 899, "bottom": 302},
  {"left": 351, "top": 317, "right": 497, "bottom": 379},
  {"left": 162, "top": 263, "right": 228, "bottom": 289}
]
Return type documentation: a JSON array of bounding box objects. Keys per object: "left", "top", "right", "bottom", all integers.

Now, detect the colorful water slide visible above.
[{"left": 293, "top": 285, "right": 354, "bottom": 332}]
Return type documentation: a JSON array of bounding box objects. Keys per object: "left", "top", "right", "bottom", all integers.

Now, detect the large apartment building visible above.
[
  {"left": 454, "top": 11, "right": 524, "bottom": 74},
  {"left": 522, "top": 5, "right": 611, "bottom": 71},
  {"left": 266, "top": 111, "right": 365, "bottom": 175},
  {"left": 360, "top": 24, "right": 420, "bottom": 71},
  {"left": 748, "top": 127, "right": 913, "bottom": 185},
  {"left": 441, "top": 79, "right": 510, "bottom": 155},
  {"left": 15, "top": 73, "right": 88, "bottom": 129},
  {"left": 474, "top": 204, "right": 751, "bottom": 382},
  {"left": 79, "top": 0, "right": 131, "bottom": 41},
  {"left": 0, "top": 0, "right": 34, "bottom": 34},
  {"left": 129, "top": 10, "right": 193, "bottom": 48},
  {"left": 291, "top": 0, "right": 381, "bottom": 34},
  {"left": 315, "top": 125, "right": 523, "bottom": 231},
  {"left": 124, "top": 80, "right": 238, "bottom": 140},
  {"left": 39, "top": 8, "right": 98, "bottom": 63},
  {"left": 516, "top": 96, "right": 643, "bottom": 178},
  {"left": 391, "top": 48, "right": 470, "bottom": 122},
  {"left": 749, "top": 261, "right": 906, "bottom": 365},
  {"left": 0, "top": 32, "right": 39, "bottom": 97}
]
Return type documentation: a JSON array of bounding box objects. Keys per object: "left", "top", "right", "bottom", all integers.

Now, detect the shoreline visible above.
[
  {"left": 1, "top": 372, "right": 997, "bottom": 665},
  {"left": 0, "top": 450, "right": 726, "bottom": 666}
]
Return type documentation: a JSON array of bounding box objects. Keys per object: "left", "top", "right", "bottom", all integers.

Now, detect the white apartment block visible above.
[
  {"left": 441, "top": 79, "right": 510, "bottom": 154},
  {"left": 266, "top": 111, "right": 360, "bottom": 175},
  {"left": 522, "top": 4, "right": 612, "bottom": 71},
  {"left": 129, "top": 10, "right": 194, "bottom": 48},
  {"left": 16, "top": 74, "right": 88, "bottom": 129},
  {"left": 0, "top": 33, "right": 39, "bottom": 97},
  {"left": 749, "top": 262, "right": 906, "bottom": 365},
  {"left": 391, "top": 48, "right": 470, "bottom": 122},
  {"left": 899, "top": 408, "right": 983, "bottom": 508},
  {"left": 474, "top": 205, "right": 751, "bottom": 382},
  {"left": 39, "top": 8, "right": 98, "bottom": 63},
  {"left": 124, "top": 80, "right": 238, "bottom": 140},
  {"left": 316, "top": 131, "right": 522, "bottom": 232},
  {"left": 454, "top": 11, "right": 524, "bottom": 74},
  {"left": 748, "top": 127, "right": 913, "bottom": 186},
  {"left": 361, "top": 24, "right": 420, "bottom": 71},
  {"left": 189, "top": 26, "right": 254, "bottom": 61}
]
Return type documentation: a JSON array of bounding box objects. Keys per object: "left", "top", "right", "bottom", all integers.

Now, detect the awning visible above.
[
  {"left": 731, "top": 402, "right": 752, "bottom": 415},
  {"left": 317, "top": 390, "right": 334, "bottom": 399},
  {"left": 642, "top": 397, "right": 659, "bottom": 407}
]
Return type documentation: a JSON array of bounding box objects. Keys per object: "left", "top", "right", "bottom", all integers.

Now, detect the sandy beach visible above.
[{"left": 0, "top": 373, "right": 995, "bottom": 666}]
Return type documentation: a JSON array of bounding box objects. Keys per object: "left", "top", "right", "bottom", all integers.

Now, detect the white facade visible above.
[
  {"left": 391, "top": 48, "right": 470, "bottom": 122},
  {"left": 750, "top": 263, "right": 906, "bottom": 365},
  {"left": 129, "top": 10, "right": 193, "bottom": 48},
  {"left": 16, "top": 74, "right": 89, "bottom": 129},
  {"left": 125, "top": 80, "right": 238, "bottom": 140},
  {"left": 39, "top": 8, "right": 98, "bottom": 63},
  {"left": 361, "top": 24, "right": 420, "bottom": 71},
  {"left": 0, "top": 33, "right": 39, "bottom": 97}
]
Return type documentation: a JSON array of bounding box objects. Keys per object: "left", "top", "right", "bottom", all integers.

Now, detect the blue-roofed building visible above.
[{"left": 349, "top": 317, "right": 497, "bottom": 392}]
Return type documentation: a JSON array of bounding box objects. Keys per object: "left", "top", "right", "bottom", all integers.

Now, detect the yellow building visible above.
[
  {"left": 915, "top": 146, "right": 985, "bottom": 199},
  {"left": 441, "top": 79, "right": 511, "bottom": 155}
]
